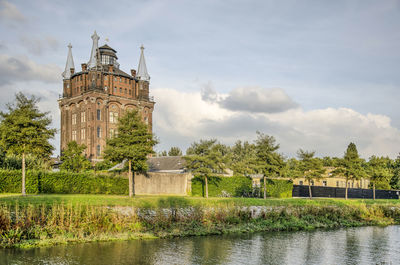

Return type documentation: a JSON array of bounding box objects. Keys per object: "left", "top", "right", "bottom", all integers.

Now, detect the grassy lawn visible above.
[{"left": 1, "top": 193, "right": 400, "bottom": 208}]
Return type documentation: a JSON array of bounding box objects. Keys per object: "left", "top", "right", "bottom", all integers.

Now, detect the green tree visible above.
[
  {"left": 104, "top": 110, "right": 157, "bottom": 197},
  {"left": 168, "top": 146, "right": 182, "bottom": 156},
  {"left": 254, "top": 132, "right": 285, "bottom": 199},
  {"left": 184, "top": 139, "right": 228, "bottom": 198},
  {"left": 332, "top": 142, "right": 366, "bottom": 200},
  {"left": 297, "top": 149, "right": 325, "bottom": 199},
  {"left": 367, "top": 156, "right": 393, "bottom": 199},
  {"left": 60, "top": 141, "right": 91, "bottom": 172},
  {"left": 0, "top": 93, "right": 56, "bottom": 195},
  {"left": 230, "top": 140, "right": 258, "bottom": 176},
  {"left": 159, "top": 150, "right": 167, "bottom": 157}
]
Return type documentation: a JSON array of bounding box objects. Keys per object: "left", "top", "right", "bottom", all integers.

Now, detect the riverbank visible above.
[{"left": 1, "top": 194, "right": 400, "bottom": 248}]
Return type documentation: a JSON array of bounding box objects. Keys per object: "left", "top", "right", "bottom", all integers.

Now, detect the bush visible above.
[
  {"left": 0, "top": 170, "right": 128, "bottom": 195},
  {"left": 261, "top": 178, "right": 293, "bottom": 198},
  {"left": 191, "top": 176, "right": 252, "bottom": 197}
]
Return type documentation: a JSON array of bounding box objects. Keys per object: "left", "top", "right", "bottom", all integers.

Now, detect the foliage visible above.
[
  {"left": 391, "top": 154, "right": 400, "bottom": 190},
  {"left": 94, "top": 159, "right": 117, "bottom": 171},
  {"left": 184, "top": 139, "right": 229, "bottom": 198},
  {"left": 332, "top": 143, "right": 367, "bottom": 199},
  {"left": 367, "top": 156, "right": 393, "bottom": 187},
  {"left": 297, "top": 149, "right": 325, "bottom": 198},
  {"left": 159, "top": 151, "right": 168, "bottom": 157},
  {"left": 0, "top": 93, "right": 56, "bottom": 159},
  {"left": 261, "top": 179, "right": 294, "bottom": 198},
  {"left": 168, "top": 147, "right": 182, "bottom": 156},
  {"left": 254, "top": 132, "right": 285, "bottom": 178},
  {"left": 104, "top": 110, "right": 156, "bottom": 171},
  {"left": 191, "top": 176, "right": 252, "bottom": 197},
  {"left": 60, "top": 141, "right": 91, "bottom": 172},
  {"left": 0, "top": 170, "right": 128, "bottom": 195},
  {"left": 230, "top": 140, "right": 258, "bottom": 176}
]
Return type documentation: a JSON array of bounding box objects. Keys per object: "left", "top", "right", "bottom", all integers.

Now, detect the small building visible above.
[
  {"left": 147, "top": 156, "right": 186, "bottom": 173},
  {"left": 292, "top": 167, "right": 370, "bottom": 189}
]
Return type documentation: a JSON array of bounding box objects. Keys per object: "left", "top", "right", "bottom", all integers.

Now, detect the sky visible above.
[{"left": 1, "top": 0, "right": 400, "bottom": 159}]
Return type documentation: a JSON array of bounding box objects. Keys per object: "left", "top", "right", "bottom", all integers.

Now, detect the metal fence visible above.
[{"left": 292, "top": 185, "right": 400, "bottom": 199}]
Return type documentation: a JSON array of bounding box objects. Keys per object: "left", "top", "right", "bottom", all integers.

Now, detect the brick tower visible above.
[{"left": 59, "top": 31, "right": 154, "bottom": 161}]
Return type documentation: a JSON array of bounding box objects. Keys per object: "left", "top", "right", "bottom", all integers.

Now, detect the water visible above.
[{"left": 2, "top": 226, "right": 400, "bottom": 265}]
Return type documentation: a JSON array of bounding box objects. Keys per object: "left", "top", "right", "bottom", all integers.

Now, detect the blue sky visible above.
[{"left": 1, "top": 0, "right": 400, "bottom": 158}]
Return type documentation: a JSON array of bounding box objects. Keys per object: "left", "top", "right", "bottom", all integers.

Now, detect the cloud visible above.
[
  {"left": 201, "top": 86, "right": 299, "bottom": 113},
  {"left": 152, "top": 87, "right": 400, "bottom": 158},
  {"left": 0, "top": 54, "right": 61, "bottom": 84},
  {"left": 19, "top": 36, "right": 60, "bottom": 55},
  {"left": 0, "top": 1, "right": 25, "bottom": 24}
]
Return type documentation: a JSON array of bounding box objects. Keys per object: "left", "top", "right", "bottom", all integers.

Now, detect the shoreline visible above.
[{"left": 1, "top": 197, "right": 399, "bottom": 249}]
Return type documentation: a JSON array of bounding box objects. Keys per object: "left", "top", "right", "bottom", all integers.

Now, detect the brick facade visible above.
[{"left": 59, "top": 44, "right": 154, "bottom": 161}]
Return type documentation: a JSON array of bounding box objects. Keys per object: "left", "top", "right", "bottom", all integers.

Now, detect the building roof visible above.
[
  {"left": 137, "top": 45, "right": 150, "bottom": 81},
  {"left": 62, "top": 43, "right": 75, "bottom": 79},
  {"left": 147, "top": 156, "right": 186, "bottom": 172}
]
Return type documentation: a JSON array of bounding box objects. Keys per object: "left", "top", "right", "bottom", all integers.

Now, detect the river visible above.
[{"left": 2, "top": 226, "right": 400, "bottom": 264}]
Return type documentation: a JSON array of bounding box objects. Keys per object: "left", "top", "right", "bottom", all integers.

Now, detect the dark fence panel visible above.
[{"left": 292, "top": 185, "right": 400, "bottom": 199}]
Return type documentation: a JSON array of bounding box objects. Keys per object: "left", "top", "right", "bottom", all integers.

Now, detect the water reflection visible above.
[{"left": 2, "top": 226, "right": 400, "bottom": 265}]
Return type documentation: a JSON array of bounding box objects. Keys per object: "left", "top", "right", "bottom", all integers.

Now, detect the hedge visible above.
[
  {"left": 0, "top": 170, "right": 128, "bottom": 195},
  {"left": 191, "top": 176, "right": 293, "bottom": 198}
]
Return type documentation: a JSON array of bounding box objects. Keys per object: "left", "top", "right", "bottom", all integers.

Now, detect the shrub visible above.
[
  {"left": 0, "top": 170, "right": 128, "bottom": 195},
  {"left": 191, "top": 176, "right": 252, "bottom": 197},
  {"left": 261, "top": 179, "right": 293, "bottom": 198}
]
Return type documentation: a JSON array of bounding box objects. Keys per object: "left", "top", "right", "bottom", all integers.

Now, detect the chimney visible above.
[
  {"left": 81, "top": 63, "right": 87, "bottom": 71},
  {"left": 70, "top": 68, "right": 75, "bottom": 75},
  {"left": 131, "top": 69, "right": 136, "bottom": 77}
]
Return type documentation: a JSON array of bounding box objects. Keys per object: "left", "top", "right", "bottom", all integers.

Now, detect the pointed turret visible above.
[
  {"left": 62, "top": 43, "right": 75, "bottom": 79},
  {"left": 137, "top": 45, "right": 150, "bottom": 81},
  {"left": 88, "top": 31, "right": 99, "bottom": 68}
]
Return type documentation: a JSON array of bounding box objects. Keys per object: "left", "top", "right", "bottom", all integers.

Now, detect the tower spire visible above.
[
  {"left": 137, "top": 45, "right": 150, "bottom": 81},
  {"left": 88, "top": 30, "right": 99, "bottom": 68},
  {"left": 62, "top": 43, "right": 75, "bottom": 79}
]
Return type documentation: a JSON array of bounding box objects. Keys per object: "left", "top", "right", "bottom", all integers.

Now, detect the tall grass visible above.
[{"left": 1, "top": 202, "right": 399, "bottom": 248}]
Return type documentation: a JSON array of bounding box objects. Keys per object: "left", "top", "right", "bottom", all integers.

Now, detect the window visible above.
[
  {"left": 120, "top": 77, "right": 122, "bottom": 82},
  {"left": 97, "top": 126, "right": 101, "bottom": 138},
  {"left": 109, "top": 128, "right": 114, "bottom": 138},
  {"left": 322, "top": 181, "right": 327, "bottom": 187},
  {"left": 336, "top": 181, "right": 340, "bottom": 187},
  {"left": 96, "top": 145, "right": 101, "bottom": 156},
  {"left": 114, "top": 87, "right": 117, "bottom": 93},
  {"left": 109, "top": 112, "right": 118, "bottom": 123},
  {"left": 104, "top": 86, "right": 108, "bottom": 92},
  {"left": 72, "top": 130, "right": 77, "bottom": 141},
  {"left": 81, "top": 128, "right": 86, "bottom": 140},
  {"left": 81, "top": 112, "right": 86, "bottom": 123},
  {"left": 97, "top": 109, "right": 101, "bottom": 120},
  {"left": 144, "top": 116, "right": 148, "bottom": 125},
  {"left": 299, "top": 181, "right": 303, "bottom": 186},
  {"left": 124, "top": 88, "right": 127, "bottom": 94},
  {"left": 119, "top": 87, "right": 122, "bottom": 93},
  {"left": 72, "top": 114, "right": 77, "bottom": 125},
  {"left": 104, "top": 75, "right": 107, "bottom": 80},
  {"left": 114, "top": 77, "right": 117, "bottom": 82},
  {"left": 129, "top": 90, "right": 132, "bottom": 95}
]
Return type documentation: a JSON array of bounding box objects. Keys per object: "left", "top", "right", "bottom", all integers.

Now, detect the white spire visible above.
[
  {"left": 88, "top": 30, "right": 99, "bottom": 68},
  {"left": 62, "top": 43, "right": 75, "bottom": 79},
  {"left": 137, "top": 45, "right": 150, "bottom": 81}
]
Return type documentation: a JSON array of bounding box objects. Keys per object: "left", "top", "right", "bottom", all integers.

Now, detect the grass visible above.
[
  {"left": 1, "top": 193, "right": 400, "bottom": 208},
  {"left": 1, "top": 194, "right": 400, "bottom": 248}
]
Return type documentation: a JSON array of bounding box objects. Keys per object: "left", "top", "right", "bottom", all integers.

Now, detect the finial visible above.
[
  {"left": 62, "top": 43, "right": 75, "bottom": 79},
  {"left": 105, "top": 37, "right": 109, "bottom": 43},
  {"left": 68, "top": 43, "right": 72, "bottom": 49},
  {"left": 140, "top": 44, "right": 144, "bottom": 50}
]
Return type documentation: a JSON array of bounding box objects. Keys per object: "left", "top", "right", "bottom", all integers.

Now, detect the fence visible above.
[{"left": 292, "top": 185, "right": 400, "bottom": 199}]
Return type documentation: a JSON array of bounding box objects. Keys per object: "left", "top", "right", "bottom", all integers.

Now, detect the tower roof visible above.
[
  {"left": 137, "top": 45, "right": 150, "bottom": 81},
  {"left": 87, "top": 31, "right": 99, "bottom": 68},
  {"left": 62, "top": 43, "right": 75, "bottom": 79}
]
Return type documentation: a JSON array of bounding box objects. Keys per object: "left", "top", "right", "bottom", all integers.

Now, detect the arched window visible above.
[{"left": 97, "top": 126, "right": 101, "bottom": 138}]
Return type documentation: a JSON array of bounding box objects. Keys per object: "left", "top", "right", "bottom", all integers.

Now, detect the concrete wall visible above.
[{"left": 135, "top": 172, "right": 192, "bottom": 195}]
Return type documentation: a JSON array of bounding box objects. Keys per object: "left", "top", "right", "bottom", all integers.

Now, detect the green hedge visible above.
[
  {"left": 191, "top": 176, "right": 293, "bottom": 198},
  {"left": 261, "top": 178, "right": 293, "bottom": 198},
  {"left": 0, "top": 170, "right": 128, "bottom": 195}
]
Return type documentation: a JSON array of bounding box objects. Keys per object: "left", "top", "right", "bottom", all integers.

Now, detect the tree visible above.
[
  {"left": 297, "top": 149, "right": 325, "bottom": 199},
  {"left": 230, "top": 140, "right": 258, "bottom": 176},
  {"left": 391, "top": 154, "right": 400, "bottom": 190},
  {"left": 159, "top": 150, "right": 167, "bottom": 157},
  {"left": 168, "top": 146, "right": 182, "bottom": 156},
  {"left": 254, "top": 132, "right": 285, "bottom": 199},
  {"left": 103, "top": 110, "right": 157, "bottom": 197},
  {"left": 0, "top": 93, "right": 56, "bottom": 196},
  {"left": 60, "top": 141, "right": 91, "bottom": 172},
  {"left": 332, "top": 143, "right": 366, "bottom": 200},
  {"left": 184, "top": 139, "right": 228, "bottom": 198},
  {"left": 367, "top": 156, "right": 393, "bottom": 200}
]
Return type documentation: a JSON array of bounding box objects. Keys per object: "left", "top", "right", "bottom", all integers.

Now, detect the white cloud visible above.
[
  {"left": 0, "top": 1, "right": 25, "bottom": 23},
  {"left": 152, "top": 87, "right": 400, "bottom": 158},
  {"left": 0, "top": 54, "right": 61, "bottom": 84}
]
